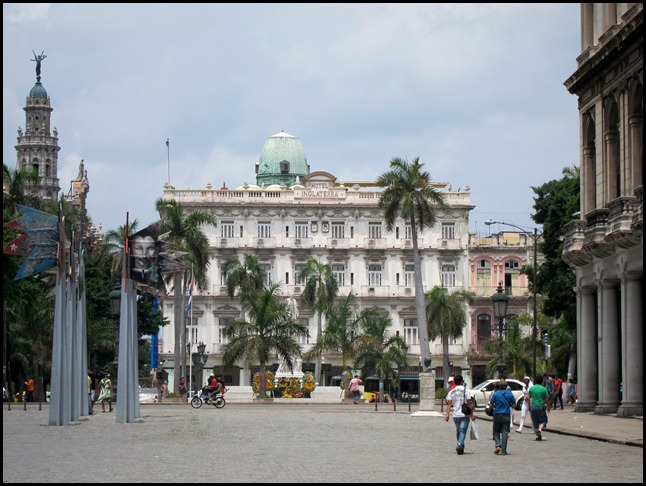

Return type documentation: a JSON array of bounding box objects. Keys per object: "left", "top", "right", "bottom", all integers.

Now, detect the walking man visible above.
[
  {"left": 445, "top": 375, "right": 475, "bottom": 455},
  {"left": 349, "top": 374, "right": 362, "bottom": 404},
  {"left": 528, "top": 374, "right": 551, "bottom": 441},
  {"left": 489, "top": 379, "right": 516, "bottom": 455}
]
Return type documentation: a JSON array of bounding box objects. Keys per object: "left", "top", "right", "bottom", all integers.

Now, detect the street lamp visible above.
[
  {"left": 492, "top": 281, "right": 509, "bottom": 378},
  {"left": 109, "top": 283, "right": 121, "bottom": 367},
  {"left": 109, "top": 283, "right": 121, "bottom": 317},
  {"left": 191, "top": 342, "right": 208, "bottom": 393},
  {"left": 485, "top": 220, "right": 538, "bottom": 379}
]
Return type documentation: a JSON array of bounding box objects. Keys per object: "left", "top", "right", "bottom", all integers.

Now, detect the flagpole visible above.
[
  {"left": 166, "top": 139, "right": 170, "bottom": 185},
  {"left": 186, "top": 265, "right": 194, "bottom": 397}
]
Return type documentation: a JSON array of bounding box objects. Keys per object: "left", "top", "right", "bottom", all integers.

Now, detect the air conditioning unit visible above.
[
  {"left": 405, "top": 287, "right": 412, "bottom": 295},
  {"left": 368, "top": 287, "right": 375, "bottom": 292},
  {"left": 442, "top": 240, "right": 448, "bottom": 247},
  {"left": 294, "top": 238, "right": 301, "bottom": 245},
  {"left": 294, "top": 286, "right": 301, "bottom": 293}
]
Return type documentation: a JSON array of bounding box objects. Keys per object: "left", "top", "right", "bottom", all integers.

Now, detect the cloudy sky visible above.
[{"left": 3, "top": 3, "right": 581, "bottom": 235}]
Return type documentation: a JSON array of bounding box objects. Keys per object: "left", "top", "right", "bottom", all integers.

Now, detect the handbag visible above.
[
  {"left": 484, "top": 402, "right": 494, "bottom": 416},
  {"left": 469, "top": 420, "right": 479, "bottom": 440},
  {"left": 460, "top": 388, "right": 472, "bottom": 415}
]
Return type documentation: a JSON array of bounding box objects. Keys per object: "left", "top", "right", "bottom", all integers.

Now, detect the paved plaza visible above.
[{"left": 3, "top": 403, "right": 643, "bottom": 483}]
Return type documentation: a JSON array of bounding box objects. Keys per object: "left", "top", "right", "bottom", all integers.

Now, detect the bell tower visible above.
[{"left": 15, "top": 50, "right": 61, "bottom": 201}]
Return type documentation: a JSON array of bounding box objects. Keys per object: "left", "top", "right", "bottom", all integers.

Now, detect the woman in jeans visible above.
[{"left": 445, "top": 375, "right": 475, "bottom": 455}]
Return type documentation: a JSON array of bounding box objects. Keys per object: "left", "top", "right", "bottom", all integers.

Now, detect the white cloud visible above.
[{"left": 3, "top": 4, "right": 581, "bottom": 233}]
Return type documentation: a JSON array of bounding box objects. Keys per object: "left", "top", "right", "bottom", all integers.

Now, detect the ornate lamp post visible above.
[
  {"left": 485, "top": 220, "right": 538, "bottom": 379},
  {"left": 191, "top": 342, "right": 208, "bottom": 392},
  {"left": 492, "top": 281, "right": 509, "bottom": 378},
  {"left": 109, "top": 283, "right": 121, "bottom": 368}
]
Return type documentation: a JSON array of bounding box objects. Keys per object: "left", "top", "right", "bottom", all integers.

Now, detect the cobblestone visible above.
[{"left": 3, "top": 403, "right": 643, "bottom": 483}]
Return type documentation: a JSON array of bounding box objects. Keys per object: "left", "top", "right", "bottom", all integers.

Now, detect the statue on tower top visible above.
[{"left": 31, "top": 50, "right": 47, "bottom": 78}]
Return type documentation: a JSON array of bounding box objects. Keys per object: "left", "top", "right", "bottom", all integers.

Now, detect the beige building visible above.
[
  {"left": 563, "top": 3, "right": 643, "bottom": 416},
  {"left": 467, "top": 230, "right": 540, "bottom": 385}
]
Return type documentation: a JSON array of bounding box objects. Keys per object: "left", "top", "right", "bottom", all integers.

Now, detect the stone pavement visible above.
[{"left": 3, "top": 402, "right": 643, "bottom": 483}]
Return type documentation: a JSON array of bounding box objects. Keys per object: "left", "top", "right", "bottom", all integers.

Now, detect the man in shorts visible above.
[{"left": 527, "top": 374, "right": 551, "bottom": 441}]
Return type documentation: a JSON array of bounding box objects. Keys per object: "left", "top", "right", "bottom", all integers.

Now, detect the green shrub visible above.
[
  {"left": 435, "top": 387, "right": 448, "bottom": 400},
  {"left": 164, "top": 392, "right": 178, "bottom": 398}
]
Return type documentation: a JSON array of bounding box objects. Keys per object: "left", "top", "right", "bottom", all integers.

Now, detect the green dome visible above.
[
  {"left": 29, "top": 81, "right": 48, "bottom": 99},
  {"left": 256, "top": 131, "right": 309, "bottom": 187}
]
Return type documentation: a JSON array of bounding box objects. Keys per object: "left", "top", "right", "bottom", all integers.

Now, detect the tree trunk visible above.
[
  {"left": 314, "top": 313, "right": 322, "bottom": 385},
  {"left": 411, "top": 215, "right": 430, "bottom": 370}
]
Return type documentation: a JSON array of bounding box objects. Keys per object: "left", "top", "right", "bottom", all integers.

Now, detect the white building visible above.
[{"left": 159, "top": 131, "right": 475, "bottom": 393}]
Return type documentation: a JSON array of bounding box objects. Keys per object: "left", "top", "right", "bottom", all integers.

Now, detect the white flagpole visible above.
[{"left": 187, "top": 265, "right": 193, "bottom": 398}]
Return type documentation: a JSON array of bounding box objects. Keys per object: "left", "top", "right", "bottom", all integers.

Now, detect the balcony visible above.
[
  {"left": 291, "top": 237, "right": 312, "bottom": 248},
  {"left": 360, "top": 285, "right": 391, "bottom": 297},
  {"left": 216, "top": 236, "right": 238, "bottom": 247},
  {"left": 400, "top": 238, "right": 424, "bottom": 249},
  {"left": 437, "top": 238, "right": 461, "bottom": 250},
  {"left": 254, "top": 237, "right": 276, "bottom": 248},
  {"left": 364, "top": 238, "right": 386, "bottom": 249},
  {"left": 328, "top": 237, "right": 349, "bottom": 248}
]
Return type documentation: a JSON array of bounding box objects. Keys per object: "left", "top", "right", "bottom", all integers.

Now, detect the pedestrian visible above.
[
  {"left": 567, "top": 378, "right": 577, "bottom": 404},
  {"left": 348, "top": 374, "right": 362, "bottom": 404},
  {"left": 97, "top": 372, "right": 114, "bottom": 412},
  {"left": 516, "top": 375, "right": 533, "bottom": 433},
  {"left": 544, "top": 373, "right": 553, "bottom": 402},
  {"left": 179, "top": 376, "right": 187, "bottom": 396},
  {"left": 552, "top": 373, "right": 564, "bottom": 410},
  {"left": 445, "top": 375, "right": 475, "bottom": 455},
  {"left": 160, "top": 380, "right": 168, "bottom": 398},
  {"left": 87, "top": 373, "right": 94, "bottom": 415},
  {"left": 489, "top": 379, "right": 516, "bottom": 455},
  {"left": 528, "top": 374, "right": 551, "bottom": 441},
  {"left": 24, "top": 376, "right": 35, "bottom": 402}
]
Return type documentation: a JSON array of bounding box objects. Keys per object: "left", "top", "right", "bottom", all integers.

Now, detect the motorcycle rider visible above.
[{"left": 203, "top": 373, "right": 218, "bottom": 402}]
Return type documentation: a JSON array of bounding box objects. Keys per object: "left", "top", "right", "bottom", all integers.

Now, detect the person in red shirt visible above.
[
  {"left": 552, "top": 373, "right": 564, "bottom": 410},
  {"left": 203, "top": 374, "right": 218, "bottom": 401}
]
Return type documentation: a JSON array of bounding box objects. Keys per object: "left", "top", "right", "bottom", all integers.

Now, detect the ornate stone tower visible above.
[{"left": 15, "top": 51, "right": 61, "bottom": 202}]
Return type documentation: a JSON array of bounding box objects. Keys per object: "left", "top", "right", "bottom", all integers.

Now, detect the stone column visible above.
[
  {"left": 576, "top": 285, "right": 597, "bottom": 412},
  {"left": 618, "top": 272, "right": 643, "bottom": 417},
  {"left": 595, "top": 279, "right": 621, "bottom": 414},
  {"left": 418, "top": 370, "right": 436, "bottom": 411}
]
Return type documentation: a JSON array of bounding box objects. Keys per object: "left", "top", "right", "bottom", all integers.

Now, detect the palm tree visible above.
[
  {"left": 155, "top": 198, "right": 216, "bottom": 395},
  {"left": 102, "top": 221, "right": 140, "bottom": 280},
  {"left": 3, "top": 163, "right": 41, "bottom": 215},
  {"left": 377, "top": 157, "right": 447, "bottom": 372},
  {"left": 222, "top": 282, "right": 308, "bottom": 398},
  {"left": 222, "top": 253, "right": 265, "bottom": 299},
  {"left": 354, "top": 308, "right": 408, "bottom": 401},
  {"left": 297, "top": 257, "right": 338, "bottom": 385},
  {"left": 304, "top": 292, "right": 375, "bottom": 397},
  {"left": 425, "top": 286, "right": 476, "bottom": 385},
  {"left": 484, "top": 318, "right": 536, "bottom": 379}
]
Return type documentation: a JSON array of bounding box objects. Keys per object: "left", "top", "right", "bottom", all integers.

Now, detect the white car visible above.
[{"left": 467, "top": 378, "right": 525, "bottom": 410}]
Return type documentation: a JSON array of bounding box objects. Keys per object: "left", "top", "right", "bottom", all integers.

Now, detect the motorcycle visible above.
[{"left": 190, "top": 388, "right": 226, "bottom": 409}]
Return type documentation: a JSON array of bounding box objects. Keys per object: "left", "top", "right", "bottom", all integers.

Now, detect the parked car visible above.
[{"left": 467, "top": 378, "right": 525, "bottom": 410}]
